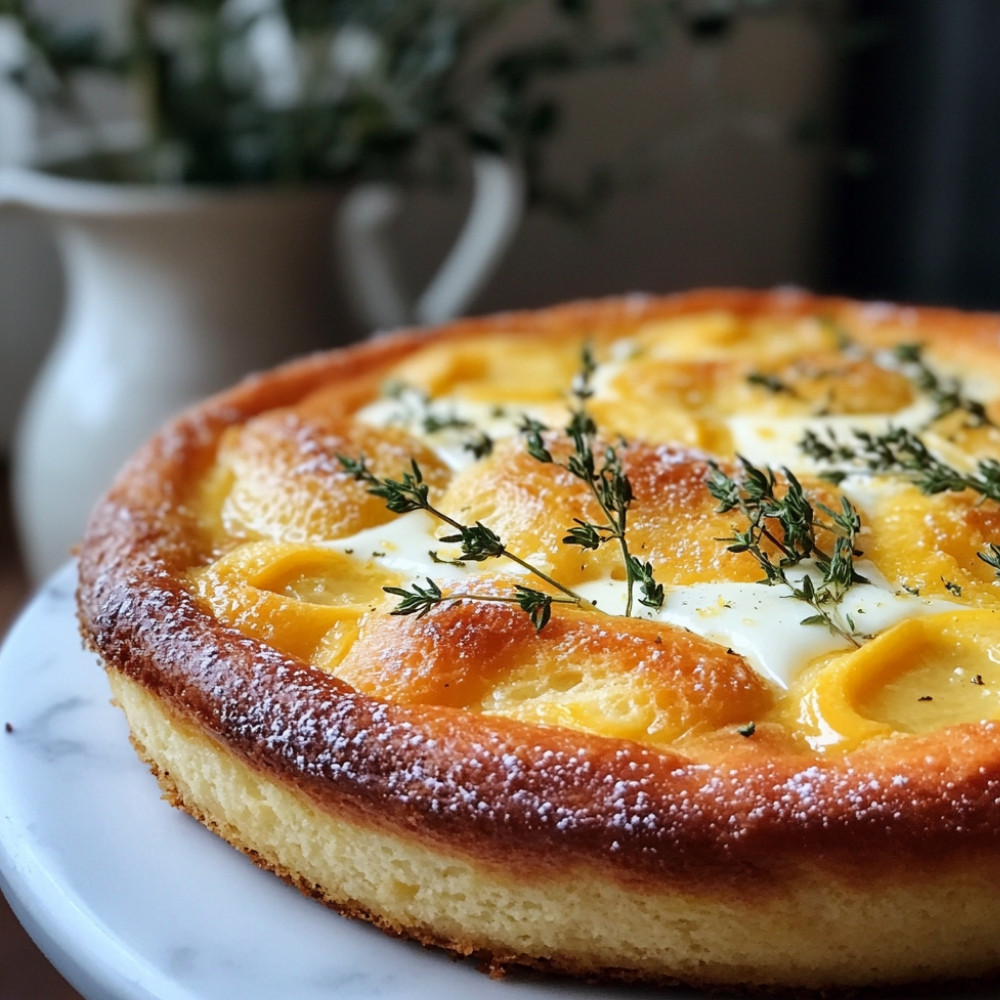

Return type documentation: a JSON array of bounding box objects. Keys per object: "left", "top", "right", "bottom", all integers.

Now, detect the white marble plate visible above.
[
  {"left": 2, "top": 565, "right": 988, "bottom": 1000},
  {"left": 0, "top": 564, "right": 698, "bottom": 1000}
]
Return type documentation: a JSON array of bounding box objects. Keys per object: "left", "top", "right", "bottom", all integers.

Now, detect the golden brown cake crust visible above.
[
  {"left": 77, "top": 288, "right": 1000, "bottom": 987},
  {"left": 77, "top": 290, "right": 1000, "bottom": 878}
]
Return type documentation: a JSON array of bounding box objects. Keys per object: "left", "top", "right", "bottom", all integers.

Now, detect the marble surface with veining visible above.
[{"left": 0, "top": 564, "right": 700, "bottom": 1000}]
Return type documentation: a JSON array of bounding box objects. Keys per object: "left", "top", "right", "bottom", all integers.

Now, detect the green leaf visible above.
[
  {"left": 563, "top": 520, "right": 603, "bottom": 550},
  {"left": 384, "top": 578, "right": 444, "bottom": 618},
  {"left": 515, "top": 586, "right": 553, "bottom": 631},
  {"left": 519, "top": 416, "right": 553, "bottom": 463},
  {"left": 977, "top": 543, "right": 1000, "bottom": 577},
  {"left": 799, "top": 614, "right": 828, "bottom": 628}
]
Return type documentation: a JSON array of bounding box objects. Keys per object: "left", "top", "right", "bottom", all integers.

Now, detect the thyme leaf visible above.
[
  {"left": 518, "top": 344, "right": 663, "bottom": 616},
  {"left": 706, "top": 457, "right": 867, "bottom": 646},
  {"left": 438, "top": 522, "right": 505, "bottom": 562},
  {"left": 337, "top": 453, "right": 589, "bottom": 627},
  {"left": 799, "top": 425, "right": 1000, "bottom": 502},
  {"left": 382, "top": 580, "right": 572, "bottom": 632},
  {"left": 383, "top": 578, "right": 443, "bottom": 619},
  {"left": 978, "top": 543, "right": 1000, "bottom": 577},
  {"left": 892, "top": 342, "right": 993, "bottom": 427},
  {"left": 628, "top": 555, "right": 665, "bottom": 610},
  {"left": 563, "top": 519, "right": 604, "bottom": 550},
  {"left": 422, "top": 411, "right": 473, "bottom": 434},
  {"left": 463, "top": 431, "right": 494, "bottom": 459},
  {"left": 337, "top": 455, "right": 430, "bottom": 514},
  {"left": 515, "top": 586, "right": 557, "bottom": 631},
  {"left": 519, "top": 415, "right": 554, "bottom": 464},
  {"left": 746, "top": 371, "right": 797, "bottom": 396},
  {"left": 801, "top": 424, "right": 1000, "bottom": 589}
]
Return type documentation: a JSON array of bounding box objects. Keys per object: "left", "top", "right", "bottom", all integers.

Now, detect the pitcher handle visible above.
[
  {"left": 336, "top": 152, "right": 525, "bottom": 330},
  {"left": 0, "top": 18, "right": 37, "bottom": 169}
]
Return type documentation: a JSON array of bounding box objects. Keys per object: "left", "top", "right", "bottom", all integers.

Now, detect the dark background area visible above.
[{"left": 828, "top": 0, "right": 1000, "bottom": 310}]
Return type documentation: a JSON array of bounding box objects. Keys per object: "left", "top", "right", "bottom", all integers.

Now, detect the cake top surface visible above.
[
  {"left": 173, "top": 293, "right": 1000, "bottom": 758},
  {"left": 77, "top": 290, "right": 1000, "bottom": 873}
]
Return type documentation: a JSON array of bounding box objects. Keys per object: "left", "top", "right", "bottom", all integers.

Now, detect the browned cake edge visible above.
[
  {"left": 105, "top": 667, "right": 1000, "bottom": 990},
  {"left": 77, "top": 289, "right": 1000, "bottom": 988}
]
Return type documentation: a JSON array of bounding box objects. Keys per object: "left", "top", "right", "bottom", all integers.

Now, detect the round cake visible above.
[{"left": 77, "top": 289, "right": 1000, "bottom": 990}]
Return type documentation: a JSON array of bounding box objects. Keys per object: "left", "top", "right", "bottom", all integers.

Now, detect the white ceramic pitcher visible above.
[{"left": 0, "top": 155, "right": 524, "bottom": 580}]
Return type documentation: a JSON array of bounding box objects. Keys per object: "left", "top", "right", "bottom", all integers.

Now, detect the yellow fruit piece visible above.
[
  {"left": 590, "top": 359, "right": 735, "bottom": 451},
  {"left": 761, "top": 355, "right": 914, "bottom": 415},
  {"left": 631, "top": 312, "right": 838, "bottom": 364},
  {"left": 334, "top": 596, "right": 774, "bottom": 744},
  {"left": 385, "top": 336, "right": 581, "bottom": 403},
  {"left": 217, "top": 414, "right": 449, "bottom": 543},
  {"left": 631, "top": 312, "right": 748, "bottom": 359},
  {"left": 791, "top": 610, "right": 1000, "bottom": 751},
  {"left": 599, "top": 353, "right": 912, "bottom": 428},
  {"left": 479, "top": 655, "right": 768, "bottom": 747},
  {"left": 189, "top": 541, "right": 398, "bottom": 664},
  {"left": 864, "top": 483, "right": 1000, "bottom": 605}
]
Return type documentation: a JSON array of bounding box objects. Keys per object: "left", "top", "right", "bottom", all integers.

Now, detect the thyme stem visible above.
[
  {"left": 383, "top": 578, "right": 579, "bottom": 631},
  {"left": 706, "top": 457, "right": 867, "bottom": 647},
  {"left": 519, "top": 344, "right": 664, "bottom": 616},
  {"left": 337, "top": 454, "right": 591, "bottom": 625}
]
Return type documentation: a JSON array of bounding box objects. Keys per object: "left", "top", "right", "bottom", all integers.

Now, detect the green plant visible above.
[{"left": 0, "top": 0, "right": 836, "bottom": 199}]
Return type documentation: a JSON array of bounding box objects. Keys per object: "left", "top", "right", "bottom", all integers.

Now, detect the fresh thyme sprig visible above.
[
  {"left": 801, "top": 423, "right": 1000, "bottom": 590},
  {"left": 383, "top": 578, "right": 574, "bottom": 631},
  {"left": 463, "top": 430, "right": 494, "bottom": 459},
  {"left": 383, "top": 577, "right": 444, "bottom": 616},
  {"left": 746, "top": 371, "right": 797, "bottom": 396},
  {"left": 342, "top": 345, "right": 664, "bottom": 625},
  {"left": 518, "top": 345, "right": 664, "bottom": 616},
  {"left": 706, "top": 457, "right": 868, "bottom": 646},
  {"left": 891, "top": 342, "right": 994, "bottom": 428},
  {"left": 336, "top": 454, "right": 589, "bottom": 629},
  {"left": 800, "top": 425, "right": 1000, "bottom": 501},
  {"left": 421, "top": 412, "right": 473, "bottom": 434},
  {"left": 978, "top": 543, "right": 1000, "bottom": 578}
]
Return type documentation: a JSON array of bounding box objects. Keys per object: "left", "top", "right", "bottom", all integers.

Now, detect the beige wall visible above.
[
  {"left": 0, "top": 219, "right": 60, "bottom": 453},
  {"left": 405, "top": 15, "right": 839, "bottom": 313},
  {"left": 0, "top": 9, "right": 840, "bottom": 452}
]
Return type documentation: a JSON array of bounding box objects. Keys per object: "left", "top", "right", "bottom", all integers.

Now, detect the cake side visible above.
[
  {"left": 77, "top": 288, "right": 1000, "bottom": 988},
  {"left": 107, "top": 667, "right": 1000, "bottom": 990}
]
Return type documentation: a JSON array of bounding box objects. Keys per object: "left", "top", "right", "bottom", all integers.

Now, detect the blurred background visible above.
[
  {"left": 0, "top": 0, "right": 846, "bottom": 461},
  {"left": 2, "top": 0, "right": 1000, "bottom": 995}
]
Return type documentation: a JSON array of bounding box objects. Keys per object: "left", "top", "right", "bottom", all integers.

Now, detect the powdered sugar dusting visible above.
[{"left": 75, "top": 295, "right": 1000, "bottom": 889}]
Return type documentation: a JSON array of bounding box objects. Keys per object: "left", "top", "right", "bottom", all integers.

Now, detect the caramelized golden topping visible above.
[
  {"left": 179, "top": 305, "right": 1000, "bottom": 758},
  {"left": 215, "top": 412, "right": 449, "bottom": 544}
]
